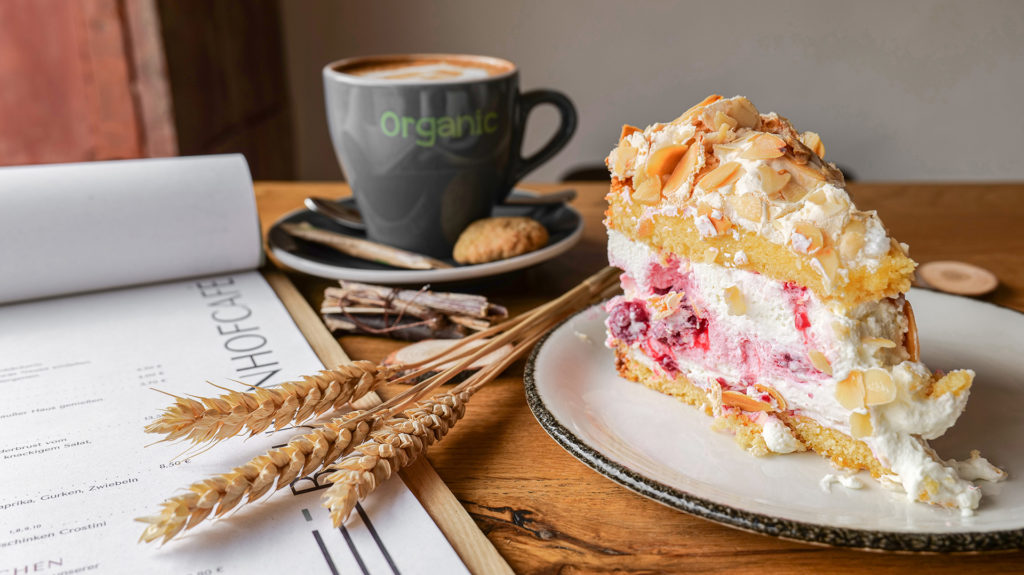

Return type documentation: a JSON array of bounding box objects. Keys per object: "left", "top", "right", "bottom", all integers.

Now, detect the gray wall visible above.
[{"left": 281, "top": 0, "right": 1024, "bottom": 182}]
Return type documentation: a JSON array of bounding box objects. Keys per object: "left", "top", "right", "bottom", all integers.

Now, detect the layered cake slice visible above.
[{"left": 603, "top": 95, "right": 1004, "bottom": 512}]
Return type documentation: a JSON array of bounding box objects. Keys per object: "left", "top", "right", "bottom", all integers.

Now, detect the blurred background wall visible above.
[
  {"left": 1, "top": 0, "right": 1021, "bottom": 183},
  {"left": 281, "top": 0, "right": 1024, "bottom": 182}
]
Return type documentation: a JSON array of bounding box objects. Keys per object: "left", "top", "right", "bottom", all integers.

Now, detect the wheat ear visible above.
[
  {"left": 144, "top": 361, "right": 396, "bottom": 445},
  {"left": 321, "top": 391, "right": 470, "bottom": 525},
  {"left": 137, "top": 410, "right": 380, "bottom": 544}
]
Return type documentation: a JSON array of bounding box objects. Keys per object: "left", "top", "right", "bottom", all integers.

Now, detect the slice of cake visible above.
[{"left": 603, "top": 95, "right": 1004, "bottom": 512}]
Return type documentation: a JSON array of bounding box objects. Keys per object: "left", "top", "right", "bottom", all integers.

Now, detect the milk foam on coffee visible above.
[{"left": 343, "top": 58, "right": 510, "bottom": 82}]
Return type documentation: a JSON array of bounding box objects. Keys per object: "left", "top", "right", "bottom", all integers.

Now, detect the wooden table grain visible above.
[{"left": 255, "top": 181, "right": 1024, "bottom": 574}]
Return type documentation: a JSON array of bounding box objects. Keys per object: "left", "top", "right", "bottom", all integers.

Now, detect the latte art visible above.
[{"left": 340, "top": 56, "right": 512, "bottom": 83}]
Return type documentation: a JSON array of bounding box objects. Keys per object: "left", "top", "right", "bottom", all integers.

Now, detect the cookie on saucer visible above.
[{"left": 453, "top": 217, "right": 549, "bottom": 264}]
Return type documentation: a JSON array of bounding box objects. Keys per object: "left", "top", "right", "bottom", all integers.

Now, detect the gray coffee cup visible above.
[{"left": 323, "top": 53, "right": 577, "bottom": 258}]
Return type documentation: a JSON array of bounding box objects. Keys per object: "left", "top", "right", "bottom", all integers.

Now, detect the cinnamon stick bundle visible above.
[{"left": 321, "top": 280, "right": 508, "bottom": 341}]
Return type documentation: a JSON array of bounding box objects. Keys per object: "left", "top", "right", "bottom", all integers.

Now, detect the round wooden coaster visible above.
[{"left": 917, "top": 260, "right": 998, "bottom": 296}]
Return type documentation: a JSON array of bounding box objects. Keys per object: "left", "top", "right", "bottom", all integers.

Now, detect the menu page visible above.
[{"left": 0, "top": 271, "right": 468, "bottom": 575}]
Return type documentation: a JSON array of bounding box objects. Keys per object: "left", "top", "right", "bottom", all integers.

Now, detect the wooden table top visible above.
[{"left": 254, "top": 181, "right": 1024, "bottom": 574}]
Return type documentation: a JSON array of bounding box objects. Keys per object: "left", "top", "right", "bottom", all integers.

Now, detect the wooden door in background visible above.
[{"left": 0, "top": 0, "right": 292, "bottom": 179}]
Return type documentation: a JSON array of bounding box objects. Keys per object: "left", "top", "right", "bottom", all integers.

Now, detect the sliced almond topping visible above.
[
  {"left": 633, "top": 176, "right": 662, "bottom": 204},
  {"left": 646, "top": 145, "right": 689, "bottom": 179},
  {"left": 808, "top": 349, "right": 833, "bottom": 375},
  {"left": 792, "top": 222, "right": 824, "bottom": 254},
  {"left": 862, "top": 337, "right": 897, "bottom": 349},
  {"left": 778, "top": 180, "right": 808, "bottom": 203},
  {"left": 724, "top": 285, "right": 746, "bottom": 315},
  {"left": 722, "top": 390, "right": 772, "bottom": 412},
  {"left": 780, "top": 157, "right": 826, "bottom": 188},
  {"left": 838, "top": 222, "right": 867, "bottom": 261},
  {"left": 703, "top": 247, "right": 719, "bottom": 264},
  {"left": 610, "top": 145, "right": 638, "bottom": 175},
  {"left": 676, "top": 94, "right": 723, "bottom": 124},
  {"left": 620, "top": 124, "right": 641, "bottom": 141},
  {"left": 813, "top": 247, "right": 840, "bottom": 285},
  {"left": 713, "top": 142, "right": 742, "bottom": 156},
  {"left": 755, "top": 384, "right": 788, "bottom": 411},
  {"left": 730, "top": 97, "right": 761, "bottom": 129},
  {"left": 711, "top": 213, "right": 732, "bottom": 234},
  {"left": 713, "top": 111, "right": 739, "bottom": 131},
  {"left": 697, "top": 161, "right": 741, "bottom": 191},
  {"left": 805, "top": 188, "right": 828, "bottom": 205},
  {"left": 849, "top": 411, "right": 873, "bottom": 438},
  {"left": 741, "top": 134, "right": 787, "bottom": 160},
  {"left": 864, "top": 369, "right": 897, "bottom": 406},
  {"left": 800, "top": 131, "right": 825, "bottom": 158},
  {"left": 730, "top": 193, "right": 763, "bottom": 222},
  {"left": 663, "top": 138, "right": 703, "bottom": 197},
  {"left": 835, "top": 371, "right": 866, "bottom": 410},
  {"left": 904, "top": 301, "right": 920, "bottom": 362},
  {"left": 757, "top": 164, "right": 792, "bottom": 196}
]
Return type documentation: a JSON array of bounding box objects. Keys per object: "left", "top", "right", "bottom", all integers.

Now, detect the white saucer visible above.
[
  {"left": 267, "top": 190, "right": 583, "bottom": 284},
  {"left": 525, "top": 289, "right": 1024, "bottom": 552}
]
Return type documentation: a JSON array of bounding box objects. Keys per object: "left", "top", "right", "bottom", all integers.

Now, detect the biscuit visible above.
[{"left": 452, "top": 216, "right": 549, "bottom": 264}]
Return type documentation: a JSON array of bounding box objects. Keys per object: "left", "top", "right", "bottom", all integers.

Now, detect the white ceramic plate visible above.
[
  {"left": 267, "top": 191, "right": 583, "bottom": 284},
  {"left": 524, "top": 289, "right": 1024, "bottom": 551}
]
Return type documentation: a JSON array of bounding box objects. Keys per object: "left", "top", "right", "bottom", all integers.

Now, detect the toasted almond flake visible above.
[
  {"left": 633, "top": 176, "right": 662, "bottom": 204},
  {"left": 664, "top": 137, "right": 704, "bottom": 197},
  {"left": 676, "top": 94, "right": 723, "bottom": 124},
  {"left": 757, "top": 164, "right": 792, "bottom": 196},
  {"left": 808, "top": 349, "right": 833, "bottom": 375},
  {"left": 649, "top": 292, "right": 684, "bottom": 320},
  {"left": 620, "top": 124, "right": 641, "bottom": 141},
  {"left": 778, "top": 181, "right": 808, "bottom": 203},
  {"left": 730, "top": 97, "right": 761, "bottom": 129},
  {"left": 741, "top": 134, "right": 787, "bottom": 160},
  {"left": 904, "top": 301, "right": 920, "bottom": 362},
  {"left": 783, "top": 159, "right": 827, "bottom": 189},
  {"left": 713, "top": 142, "right": 742, "bottom": 156},
  {"left": 838, "top": 221, "right": 867, "bottom": 261},
  {"left": 703, "top": 247, "right": 719, "bottom": 263},
  {"left": 835, "top": 371, "right": 865, "bottom": 410},
  {"left": 755, "top": 384, "right": 788, "bottom": 411},
  {"left": 800, "top": 131, "right": 825, "bottom": 158},
  {"left": 864, "top": 369, "right": 896, "bottom": 405},
  {"left": 711, "top": 214, "right": 732, "bottom": 234},
  {"left": 849, "top": 411, "right": 873, "bottom": 438},
  {"left": 713, "top": 111, "right": 739, "bottom": 130},
  {"left": 722, "top": 390, "right": 772, "bottom": 412},
  {"left": 805, "top": 188, "right": 828, "bottom": 205},
  {"left": 724, "top": 285, "right": 746, "bottom": 315},
  {"left": 697, "top": 161, "right": 741, "bottom": 191},
  {"left": 610, "top": 145, "right": 638, "bottom": 175},
  {"left": 646, "top": 145, "right": 689, "bottom": 179},
  {"left": 862, "top": 337, "right": 897, "bottom": 349},
  {"left": 814, "top": 247, "right": 840, "bottom": 284},
  {"left": 792, "top": 222, "right": 824, "bottom": 254}
]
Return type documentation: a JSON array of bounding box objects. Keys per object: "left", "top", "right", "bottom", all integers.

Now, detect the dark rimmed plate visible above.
[
  {"left": 524, "top": 289, "right": 1024, "bottom": 552},
  {"left": 267, "top": 190, "right": 582, "bottom": 284}
]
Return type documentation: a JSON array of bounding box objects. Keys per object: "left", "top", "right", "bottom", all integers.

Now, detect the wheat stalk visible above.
[
  {"left": 139, "top": 266, "right": 621, "bottom": 543},
  {"left": 136, "top": 410, "right": 381, "bottom": 544},
  {"left": 144, "top": 361, "right": 397, "bottom": 445}
]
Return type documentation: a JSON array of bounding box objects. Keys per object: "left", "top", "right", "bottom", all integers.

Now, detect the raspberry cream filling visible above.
[{"left": 605, "top": 229, "right": 996, "bottom": 511}]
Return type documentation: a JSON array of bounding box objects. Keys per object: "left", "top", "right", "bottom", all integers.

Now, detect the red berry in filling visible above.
[{"left": 607, "top": 300, "right": 650, "bottom": 345}]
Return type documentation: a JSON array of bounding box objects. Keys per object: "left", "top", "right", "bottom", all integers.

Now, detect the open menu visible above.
[{"left": 0, "top": 157, "right": 468, "bottom": 574}]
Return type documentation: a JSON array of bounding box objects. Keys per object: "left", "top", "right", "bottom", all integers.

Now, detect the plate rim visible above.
[
  {"left": 523, "top": 291, "right": 1024, "bottom": 553},
  {"left": 267, "top": 192, "right": 584, "bottom": 284}
]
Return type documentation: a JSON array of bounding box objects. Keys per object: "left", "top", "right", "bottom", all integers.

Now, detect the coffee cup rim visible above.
[{"left": 323, "top": 53, "right": 517, "bottom": 86}]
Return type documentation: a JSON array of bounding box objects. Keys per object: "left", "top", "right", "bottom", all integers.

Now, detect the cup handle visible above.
[{"left": 509, "top": 89, "right": 578, "bottom": 189}]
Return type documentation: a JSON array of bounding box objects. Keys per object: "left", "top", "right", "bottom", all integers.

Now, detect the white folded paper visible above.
[{"left": 0, "top": 155, "right": 262, "bottom": 304}]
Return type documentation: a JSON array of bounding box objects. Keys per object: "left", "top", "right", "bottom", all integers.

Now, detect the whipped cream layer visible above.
[{"left": 606, "top": 229, "right": 985, "bottom": 510}]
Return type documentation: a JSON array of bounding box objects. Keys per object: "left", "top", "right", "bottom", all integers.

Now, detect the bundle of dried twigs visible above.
[
  {"left": 321, "top": 280, "right": 508, "bottom": 341},
  {"left": 137, "top": 266, "right": 619, "bottom": 544}
]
